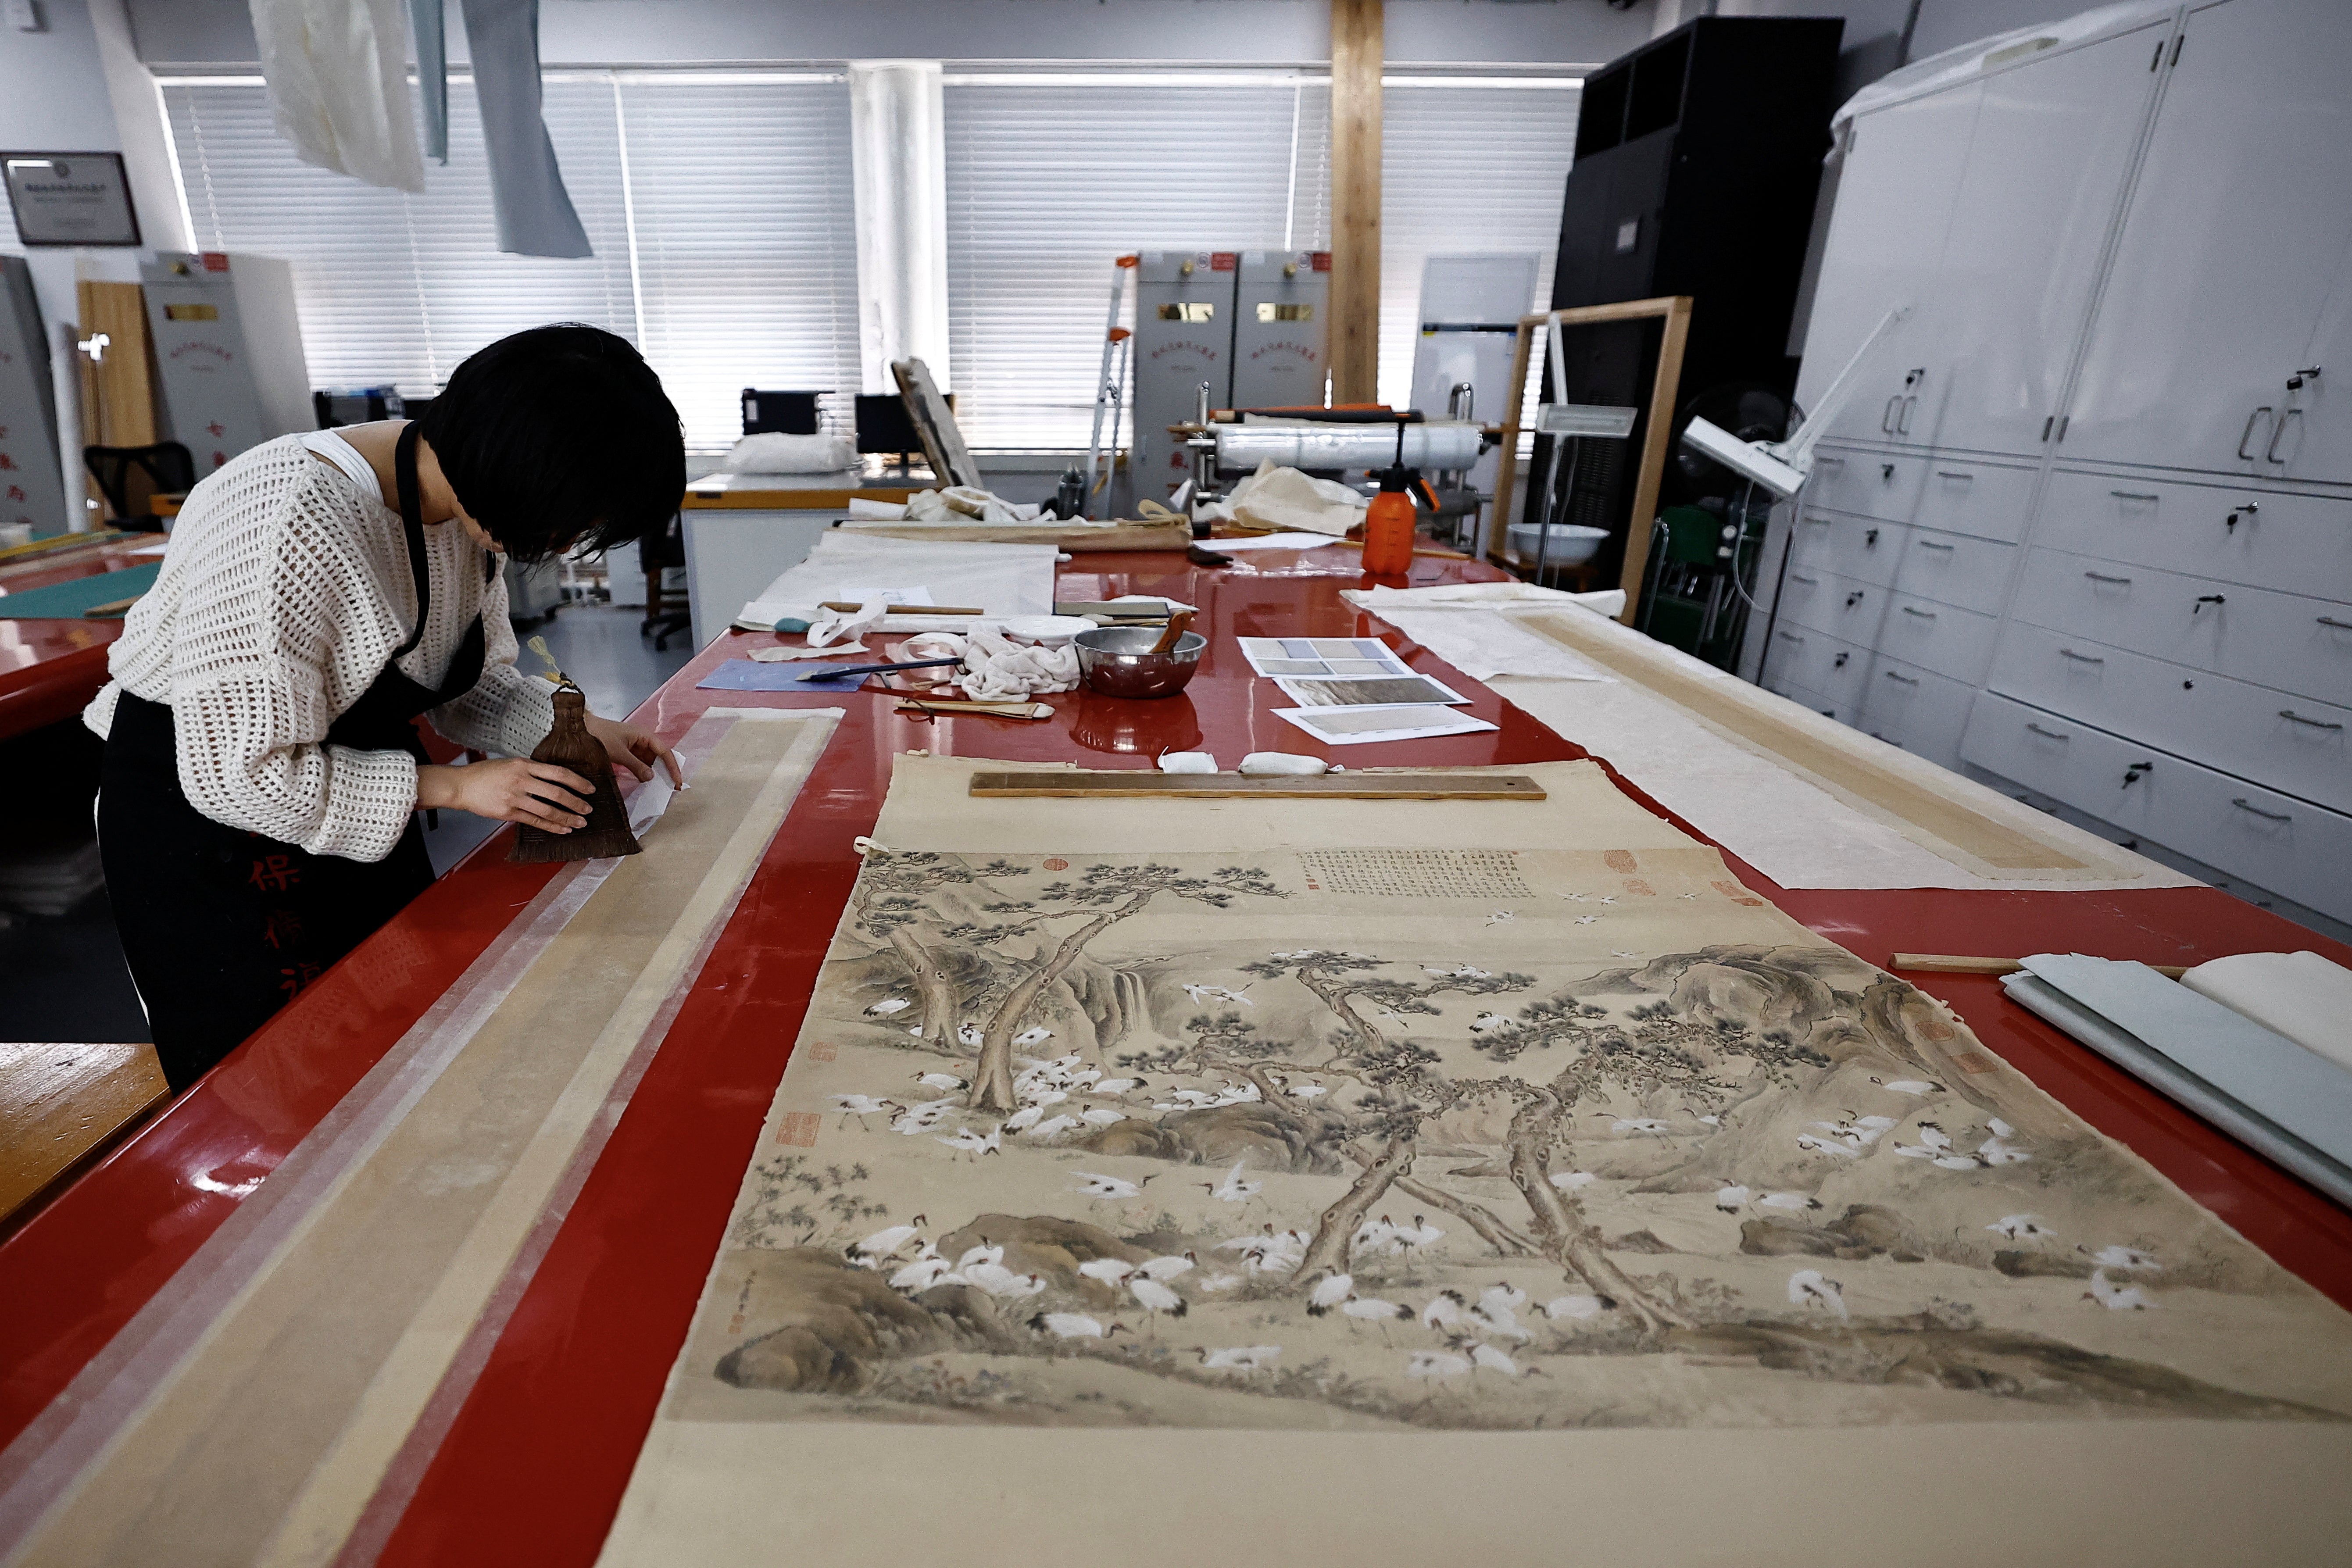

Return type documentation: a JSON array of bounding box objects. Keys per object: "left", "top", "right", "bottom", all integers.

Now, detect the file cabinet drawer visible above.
[
  {"left": 1857, "top": 656, "right": 1974, "bottom": 773},
  {"left": 1806, "top": 446, "right": 1927, "bottom": 526},
  {"left": 1762, "top": 622, "right": 1872, "bottom": 709},
  {"left": 1910, "top": 459, "right": 2037, "bottom": 544},
  {"left": 1889, "top": 526, "right": 2017, "bottom": 616},
  {"left": 2035, "top": 470, "right": 2352, "bottom": 600},
  {"left": 1789, "top": 508, "right": 1905, "bottom": 589},
  {"left": 1873, "top": 588, "right": 1999, "bottom": 684}
]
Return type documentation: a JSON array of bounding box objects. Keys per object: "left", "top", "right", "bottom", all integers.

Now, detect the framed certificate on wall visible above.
[{"left": 3, "top": 151, "right": 141, "bottom": 246}]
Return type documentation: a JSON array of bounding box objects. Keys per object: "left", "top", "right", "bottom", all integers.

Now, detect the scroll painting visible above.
[{"left": 601, "top": 761, "right": 2352, "bottom": 1565}]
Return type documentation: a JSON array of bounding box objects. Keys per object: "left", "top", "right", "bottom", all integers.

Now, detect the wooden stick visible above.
[
  {"left": 81, "top": 596, "right": 144, "bottom": 618},
  {"left": 1892, "top": 953, "right": 2189, "bottom": 980},
  {"left": 1326, "top": 538, "right": 1470, "bottom": 561},
  {"left": 894, "top": 698, "right": 1052, "bottom": 721},
  {"left": 970, "top": 771, "right": 1545, "bottom": 800},
  {"left": 820, "top": 601, "right": 986, "bottom": 615},
  {"left": 1148, "top": 609, "right": 1195, "bottom": 655}
]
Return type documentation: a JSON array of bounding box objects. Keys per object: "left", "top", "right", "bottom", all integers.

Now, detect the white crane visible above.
[
  {"left": 1469, "top": 1342, "right": 1533, "bottom": 1378},
  {"left": 1087, "top": 1076, "right": 1145, "bottom": 1097},
  {"left": 1795, "top": 1133, "right": 1859, "bottom": 1159},
  {"left": 1284, "top": 1080, "right": 1330, "bottom": 1100},
  {"left": 1002, "top": 1104, "right": 1045, "bottom": 1134},
  {"left": 912, "top": 1071, "right": 970, "bottom": 1092},
  {"left": 1343, "top": 1296, "right": 1413, "bottom": 1343},
  {"left": 1472, "top": 1284, "right": 1534, "bottom": 1343},
  {"left": 829, "top": 1094, "right": 897, "bottom": 1129},
  {"left": 1787, "top": 1268, "right": 1848, "bottom": 1322},
  {"left": 1351, "top": 1218, "right": 1399, "bottom": 1257},
  {"left": 864, "top": 997, "right": 911, "bottom": 1017},
  {"left": 936, "top": 1125, "right": 1002, "bottom": 1161},
  {"left": 1872, "top": 1076, "right": 1945, "bottom": 1096},
  {"left": 2084, "top": 1269, "right": 2152, "bottom": 1310},
  {"left": 2081, "top": 1244, "right": 2160, "bottom": 1272},
  {"left": 1033, "top": 1312, "right": 1127, "bottom": 1340},
  {"left": 847, "top": 1218, "right": 928, "bottom": 1266},
  {"left": 1391, "top": 1215, "right": 1445, "bottom": 1264},
  {"left": 1077, "top": 1257, "right": 1137, "bottom": 1287},
  {"left": 1135, "top": 1252, "right": 1197, "bottom": 1282},
  {"left": 964, "top": 1261, "right": 1048, "bottom": 1298},
  {"left": 1179, "top": 983, "right": 1253, "bottom": 1007},
  {"left": 1202, "top": 1160, "right": 1262, "bottom": 1204},
  {"left": 955, "top": 1243, "right": 1003, "bottom": 1271},
  {"left": 1128, "top": 1275, "right": 1187, "bottom": 1331},
  {"left": 1197, "top": 1272, "right": 1243, "bottom": 1293},
  {"left": 1013, "top": 1026, "right": 1055, "bottom": 1047},
  {"left": 1020, "top": 1087, "right": 1070, "bottom": 1107},
  {"left": 1026, "top": 1114, "right": 1081, "bottom": 1140},
  {"left": 1469, "top": 1012, "right": 1519, "bottom": 1035},
  {"left": 1195, "top": 1345, "right": 1280, "bottom": 1373},
  {"left": 889, "top": 1257, "right": 962, "bottom": 1293},
  {"left": 1079, "top": 1106, "right": 1128, "bottom": 1126},
  {"left": 1406, "top": 1349, "right": 1472, "bottom": 1384},
  {"left": 1986, "top": 1214, "right": 2055, "bottom": 1243},
  {"left": 1757, "top": 1192, "right": 1822, "bottom": 1212},
  {"left": 1715, "top": 1183, "right": 1752, "bottom": 1214},
  {"left": 1072, "top": 1170, "right": 1155, "bottom": 1200},
  {"left": 1975, "top": 1117, "right": 2030, "bottom": 1166},
  {"left": 1306, "top": 1273, "right": 1356, "bottom": 1316},
  {"left": 957, "top": 1023, "right": 984, "bottom": 1047},
  {"left": 1420, "top": 1289, "right": 1469, "bottom": 1332},
  {"left": 1484, "top": 911, "right": 1515, "bottom": 926},
  {"left": 1542, "top": 1293, "right": 1610, "bottom": 1322}
]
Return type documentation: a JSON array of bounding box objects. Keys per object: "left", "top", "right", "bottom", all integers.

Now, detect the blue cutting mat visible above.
[{"left": 0, "top": 562, "right": 162, "bottom": 619}]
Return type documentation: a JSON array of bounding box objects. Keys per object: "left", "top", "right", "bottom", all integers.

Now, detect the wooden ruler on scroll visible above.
[{"left": 967, "top": 771, "right": 1546, "bottom": 800}]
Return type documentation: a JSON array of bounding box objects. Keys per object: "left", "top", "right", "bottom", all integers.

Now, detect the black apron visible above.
[{"left": 100, "top": 426, "right": 494, "bottom": 1090}]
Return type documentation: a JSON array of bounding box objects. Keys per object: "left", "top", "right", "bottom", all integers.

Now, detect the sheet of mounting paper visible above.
[
  {"left": 1203, "top": 531, "right": 1348, "bottom": 552},
  {"left": 1237, "top": 636, "right": 1414, "bottom": 679},
  {"left": 2180, "top": 951, "right": 2352, "bottom": 1070},
  {"left": 1344, "top": 593, "right": 2189, "bottom": 893},
  {"left": 2003, "top": 955, "right": 2352, "bottom": 1208},
  {"left": 1270, "top": 672, "right": 1470, "bottom": 708},
  {"left": 1272, "top": 703, "right": 1498, "bottom": 745},
  {"left": 733, "top": 533, "right": 1056, "bottom": 630}
]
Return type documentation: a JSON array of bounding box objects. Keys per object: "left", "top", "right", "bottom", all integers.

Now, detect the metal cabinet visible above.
[{"left": 2061, "top": 0, "right": 2352, "bottom": 479}]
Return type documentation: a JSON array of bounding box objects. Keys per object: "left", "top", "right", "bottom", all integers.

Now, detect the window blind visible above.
[
  {"left": 160, "top": 73, "right": 860, "bottom": 450},
  {"left": 941, "top": 73, "right": 1332, "bottom": 452},
  {"left": 612, "top": 76, "right": 861, "bottom": 446},
  {"left": 164, "top": 77, "right": 637, "bottom": 395},
  {"left": 1378, "top": 81, "right": 1582, "bottom": 413}
]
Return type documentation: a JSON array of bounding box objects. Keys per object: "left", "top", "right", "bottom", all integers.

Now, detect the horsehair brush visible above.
[{"left": 509, "top": 680, "right": 644, "bottom": 864}]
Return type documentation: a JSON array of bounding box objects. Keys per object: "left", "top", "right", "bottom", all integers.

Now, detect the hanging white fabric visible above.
[
  {"left": 247, "top": 0, "right": 426, "bottom": 193},
  {"left": 459, "top": 0, "right": 593, "bottom": 258}
]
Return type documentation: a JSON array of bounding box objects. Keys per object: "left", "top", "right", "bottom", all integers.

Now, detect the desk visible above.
[
  {"left": 1, "top": 542, "right": 2346, "bottom": 1568},
  {"left": 0, "top": 532, "right": 166, "bottom": 741}
]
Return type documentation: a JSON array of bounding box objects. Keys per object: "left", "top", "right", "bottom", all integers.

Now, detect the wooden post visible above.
[{"left": 1329, "top": 0, "right": 1383, "bottom": 404}]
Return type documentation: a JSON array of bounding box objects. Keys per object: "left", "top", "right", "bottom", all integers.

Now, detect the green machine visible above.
[{"left": 1637, "top": 385, "right": 1791, "bottom": 669}]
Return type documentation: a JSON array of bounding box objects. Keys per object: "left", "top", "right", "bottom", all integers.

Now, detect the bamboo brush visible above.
[{"left": 510, "top": 680, "right": 643, "bottom": 864}]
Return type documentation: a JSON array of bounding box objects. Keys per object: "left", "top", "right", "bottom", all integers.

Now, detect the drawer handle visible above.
[
  {"left": 2231, "top": 797, "right": 2291, "bottom": 823},
  {"left": 1815, "top": 455, "right": 1846, "bottom": 467},
  {"left": 1801, "top": 514, "right": 1833, "bottom": 526},
  {"left": 2319, "top": 615, "right": 2352, "bottom": 630},
  {"left": 2083, "top": 571, "right": 2132, "bottom": 584},
  {"left": 1776, "top": 631, "right": 1806, "bottom": 644},
  {"left": 2266, "top": 407, "right": 2301, "bottom": 464},
  {"left": 2026, "top": 723, "right": 2070, "bottom": 740},
  {"left": 2238, "top": 407, "right": 2274, "bottom": 460},
  {"left": 2058, "top": 647, "right": 2105, "bottom": 664},
  {"left": 1935, "top": 470, "right": 1974, "bottom": 481},
  {"left": 1788, "top": 573, "right": 1820, "bottom": 585},
  {"left": 1901, "top": 606, "right": 1937, "bottom": 618},
  {"left": 2278, "top": 710, "right": 2345, "bottom": 730},
  {"left": 1915, "top": 539, "right": 1955, "bottom": 552},
  {"left": 1883, "top": 670, "right": 1919, "bottom": 685},
  {"left": 2109, "top": 490, "right": 2159, "bottom": 502}
]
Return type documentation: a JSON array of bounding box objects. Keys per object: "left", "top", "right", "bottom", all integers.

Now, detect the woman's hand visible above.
[
  {"left": 417, "top": 760, "right": 594, "bottom": 834},
  {"left": 586, "top": 713, "right": 685, "bottom": 786}
]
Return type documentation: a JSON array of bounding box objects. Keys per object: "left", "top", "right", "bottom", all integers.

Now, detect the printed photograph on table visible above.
[
  {"left": 649, "top": 845, "right": 2352, "bottom": 1437},
  {"left": 1270, "top": 673, "right": 1471, "bottom": 709},
  {"left": 1272, "top": 704, "right": 1500, "bottom": 746},
  {"left": 1238, "top": 636, "right": 1415, "bottom": 680}
]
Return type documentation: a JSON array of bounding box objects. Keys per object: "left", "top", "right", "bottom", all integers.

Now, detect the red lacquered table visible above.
[
  {"left": 0, "top": 533, "right": 166, "bottom": 742},
  {"left": 3, "top": 545, "right": 2346, "bottom": 1568}
]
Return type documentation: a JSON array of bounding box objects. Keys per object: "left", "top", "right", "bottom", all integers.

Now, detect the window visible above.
[
  {"left": 159, "top": 71, "right": 860, "bottom": 450},
  {"left": 1378, "top": 79, "right": 1582, "bottom": 412},
  {"left": 942, "top": 71, "right": 1332, "bottom": 451}
]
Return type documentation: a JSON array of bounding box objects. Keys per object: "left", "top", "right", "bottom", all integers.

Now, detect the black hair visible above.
[{"left": 418, "top": 323, "right": 683, "bottom": 563}]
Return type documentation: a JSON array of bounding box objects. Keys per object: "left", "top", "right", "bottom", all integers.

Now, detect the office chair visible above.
[
  {"left": 639, "top": 508, "right": 691, "bottom": 651},
  {"left": 84, "top": 443, "right": 196, "bottom": 528}
]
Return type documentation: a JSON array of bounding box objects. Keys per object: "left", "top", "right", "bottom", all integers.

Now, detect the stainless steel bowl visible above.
[{"left": 1072, "top": 625, "right": 1208, "bottom": 699}]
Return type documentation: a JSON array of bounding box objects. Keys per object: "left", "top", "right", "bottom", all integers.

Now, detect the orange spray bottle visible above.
[{"left": 1359, "top": 417, "right": 1419, "bottom": 575}]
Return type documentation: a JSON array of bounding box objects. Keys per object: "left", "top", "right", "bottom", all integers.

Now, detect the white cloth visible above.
[
  {"left": 2180, "top": 951, "right": 2352, "bottom": 1072},
  {"left": 1219, "top": 460, "right": 1367, "bottom": 537},
  {"left": 722, "top": 432, "right": 857, "bottom": 474},
  {"left": 1238, "top": 752, "right": 1330, "bottom": 775},
  {"left": 1157, "top": 751, "right": 1218, "bottom": 774},
  {"left": 460, "top": 0, "right": 593, "bottom": 257},
  {"left": 83, "top": 434, "right": 554, "bottom": 862},
  {"left": 902, "top": 629, "right": 1080, "bottom": 700},
  {"left": 736, "top": 533, "right": 1058, "bottom": 631},
  {"left": 247, "top": 0, "right": 425, "bottom": 193}
]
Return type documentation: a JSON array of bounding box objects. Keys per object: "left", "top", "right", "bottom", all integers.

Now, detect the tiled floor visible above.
[{"left": 0, "top": 601, "right": 692, "bottom": 1045}]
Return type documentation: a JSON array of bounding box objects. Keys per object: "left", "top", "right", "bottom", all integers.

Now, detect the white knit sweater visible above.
[{"left": 85, "top": 434, "right": 554, "bottom": 862}]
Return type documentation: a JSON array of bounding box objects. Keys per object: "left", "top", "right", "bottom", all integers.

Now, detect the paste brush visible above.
[{"left": 509, "top": 679, "right": 644, "bottom": 864}]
